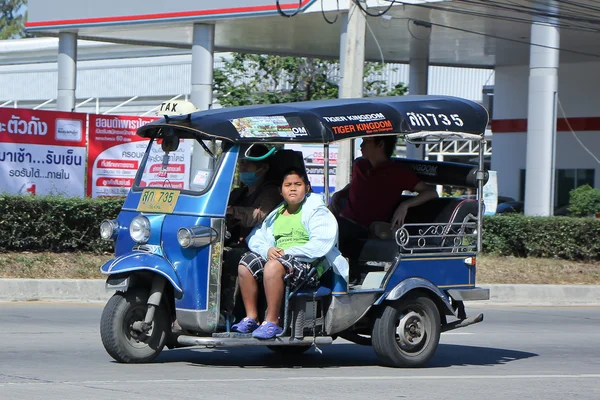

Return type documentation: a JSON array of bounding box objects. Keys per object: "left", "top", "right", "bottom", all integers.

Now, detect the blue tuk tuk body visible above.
[{"left": 99, "top": 96, "right": 490, "bottom": 367}]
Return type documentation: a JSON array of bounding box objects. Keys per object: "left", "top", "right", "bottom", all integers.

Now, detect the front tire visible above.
[
  {"left": 100, "top": 289, "right": 169, "bottom": 363},
  {"left": 372, "top": 294, "right": 441, "bottom": 367}
]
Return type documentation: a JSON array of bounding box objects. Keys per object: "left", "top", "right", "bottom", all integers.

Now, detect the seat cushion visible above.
[
  {"left": 357, "top": 239, "right": 398, "bottom": 265},
  {"left": 294, "top": 286, "right": 332, "bottom": 298},
  {"left": 363, "top": 198, "right": 479, "bottom": 255}
]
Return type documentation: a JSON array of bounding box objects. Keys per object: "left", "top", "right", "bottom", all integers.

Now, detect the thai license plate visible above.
[{"left": 137, "top": 189, "right": 180, "bottom": 213}]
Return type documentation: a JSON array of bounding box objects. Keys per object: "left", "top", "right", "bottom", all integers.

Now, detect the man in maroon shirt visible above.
[{"left": 331, "top": 135, "right": 438, "bottom": 262}]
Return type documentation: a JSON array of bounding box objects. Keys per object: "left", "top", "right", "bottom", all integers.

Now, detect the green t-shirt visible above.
[{"left": 273, "top": 205, "right": 309, "bottom": 250}]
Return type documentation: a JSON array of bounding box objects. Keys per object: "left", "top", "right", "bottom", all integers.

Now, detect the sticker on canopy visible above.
[
  {"left": 330, "top": 119, "right": 394, "bottom": 135},
  {"left": 406, "top": 112, "right": 464, "bottom": 128},
  {"left": 323, "top": 112, "right": 389, "bottom": 123},
  {"left": 230, "top": 116, "right": 308, "bottom": 138},
  {"left": 137, "top": 188, "right": 180, "bottom": 213}
]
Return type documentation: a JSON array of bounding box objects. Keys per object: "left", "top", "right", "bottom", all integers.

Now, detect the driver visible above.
[{"left": 226, "top": 144, "right": 282, "bottom": 246}]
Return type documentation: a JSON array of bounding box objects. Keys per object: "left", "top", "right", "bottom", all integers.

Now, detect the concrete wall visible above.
[{"left": 492, "top": 62, "right": 600, "bottom": 200}]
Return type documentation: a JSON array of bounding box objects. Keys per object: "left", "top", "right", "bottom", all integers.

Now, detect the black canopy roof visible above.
[{"left": 137, "top": 95, "right": 489, "bottom": 144}]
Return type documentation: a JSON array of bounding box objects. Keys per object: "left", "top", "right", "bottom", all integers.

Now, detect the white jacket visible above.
[{"left": 247, "top": 192, "right": 349, "bottom": 283}]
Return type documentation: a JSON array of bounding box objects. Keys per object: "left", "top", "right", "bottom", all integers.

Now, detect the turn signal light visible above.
[{"left": 177, "top": 226, "right": 218, "bottom": 248}]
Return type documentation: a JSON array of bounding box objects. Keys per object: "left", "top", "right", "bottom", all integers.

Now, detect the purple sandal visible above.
[
  {"left": 252, "top": 321, "right": 283, "bottom": 339},
  {"left": 231, "top": 317, "right": 259, "bottom": 333}
]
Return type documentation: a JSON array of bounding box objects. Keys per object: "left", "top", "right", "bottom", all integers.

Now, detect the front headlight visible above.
[
  {"left": 130, "top": 216, "right": 151, "bottom": 244},
  {"left": 100, "top": 219, "right": 118, "bottom": 240}
]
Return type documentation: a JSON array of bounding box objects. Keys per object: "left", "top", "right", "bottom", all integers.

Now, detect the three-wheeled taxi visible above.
[{"left": 99, "top": 95, "right": 490, "bottom": 367}]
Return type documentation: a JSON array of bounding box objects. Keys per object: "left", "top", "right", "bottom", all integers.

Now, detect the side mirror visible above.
[{"left": 161, "top": 136, "right": 180, "bottom": 152}]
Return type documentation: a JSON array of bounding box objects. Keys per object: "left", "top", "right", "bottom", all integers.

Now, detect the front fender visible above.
[
  {"left": 377, "top": 277, "right": 455, "bottom": 316},
  {"left": 100, "top": 251, "right": 183, "bottom": 294}
]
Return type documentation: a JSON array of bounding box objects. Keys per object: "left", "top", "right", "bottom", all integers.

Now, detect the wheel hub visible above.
[
  {"left": 126, "top": 307, "right": 152, "bottom": 343},
  {"left": 397, "top": 311, "right": 425, "bottom": 349}
]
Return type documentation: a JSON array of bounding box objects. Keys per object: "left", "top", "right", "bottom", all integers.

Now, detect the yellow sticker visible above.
[{"left": 137, "top": 189, "right": 180, "bottom": 213}]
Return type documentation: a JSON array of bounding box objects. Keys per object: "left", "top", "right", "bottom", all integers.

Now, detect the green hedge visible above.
[
  {"left": 483, "top": 214, "right": 600, "bottom": 261},
  {"left": 0, "top": 195, "right": 122, "bottom": 253},
  {"left": 2, "top": 195, "right": 600, "bottom": 261}
]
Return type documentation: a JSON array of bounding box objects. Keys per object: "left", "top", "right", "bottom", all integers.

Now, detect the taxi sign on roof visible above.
[{"left": 157, "top": 100, "right": 199, "bottom": 117}]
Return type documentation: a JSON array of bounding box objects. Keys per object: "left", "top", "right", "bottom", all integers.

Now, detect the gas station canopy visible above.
[{"left": 26, "top": 0, "right": 600, "bottom": 67}]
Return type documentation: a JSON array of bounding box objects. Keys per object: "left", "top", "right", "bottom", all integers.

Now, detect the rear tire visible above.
[
  {"left": 100, "top": 289, "right": 169, "bottom": 363},
  {"left": 372, "top": 294, "right": 441, "bottom": 367}
]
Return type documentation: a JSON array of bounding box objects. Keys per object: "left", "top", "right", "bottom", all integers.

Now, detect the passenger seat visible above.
[{"left": 356, "top": 197, "right": 479, "bottom": 266}]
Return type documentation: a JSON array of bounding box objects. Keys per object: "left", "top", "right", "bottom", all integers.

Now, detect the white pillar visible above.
[
  {"left": 191, "top": 23, "right": 215, "bottom": 111},
  {"left": 57, "top": 32, "right": 77, "bottom": 112},
  {"left": 337, "top": 2, "right": 366, "bottom": 190},
  {"left": 524, "top": 7, "right": 559, "bottom": 216},
  {"left": 406, "top": 19, "right": 431, "bottom": 160}
]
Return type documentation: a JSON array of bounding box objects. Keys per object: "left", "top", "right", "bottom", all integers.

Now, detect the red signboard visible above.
[
  {"left": 0, "top": 108, "right": 87, "bottom": 197},
  {"left": 87, "top": 114, "right": 158, "bottom": 198}
]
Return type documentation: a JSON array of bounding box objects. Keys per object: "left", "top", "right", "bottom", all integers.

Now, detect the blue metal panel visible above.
[
  {"left": 122, "top": 189, "right": 142, "bottom": 211},
  {"left": 161, "top": 215, "right": 213, "bottom": 311},
  {"left": 385, "top": 255, "right": 476, "bottom": 291},
  {"left": 146, "top": 214, "right": 166, "bottom": 244},
  {"left": 100, "top": 251, "right": 183, "bottom": 293},
  {"left": 114, "top": 210, "right": 137, "bottom": 256}
]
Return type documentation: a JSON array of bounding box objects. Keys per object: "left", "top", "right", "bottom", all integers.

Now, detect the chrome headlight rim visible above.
[
  {"left": 177, "top": 228, "right": 193, "bottom": 248},
  {"left": 130, "top": 215, "right": 151, "bottom": 244},
  {"left": 100, "top": 219, "right": 118, "bottom": 241}
]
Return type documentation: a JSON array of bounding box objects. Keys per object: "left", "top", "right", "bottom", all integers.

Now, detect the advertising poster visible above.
[
  {"left": 483, "top": 170, "right": 498, "bottom": 216},
  {"left": 0, "top": 108, "right": 87, "bottom": 197},
  {"left": 230, "top": 116, "right": 309, "bottom": 138},
  {"left": 284, "top": 143, "right": 337, "bottom": 193},
  {"left": 88, "top": 114, "right": 192, "bottom": 197}
]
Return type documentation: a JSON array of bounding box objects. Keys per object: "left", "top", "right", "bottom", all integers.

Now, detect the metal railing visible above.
[{"left": 394, "top": 216, "right": 478, "bottom": 254}]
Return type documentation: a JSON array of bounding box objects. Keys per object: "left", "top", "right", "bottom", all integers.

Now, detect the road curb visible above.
[
  {"left": 1, "top": 279, "right": 599, "bottom": 306},
  {"left": 0, "top": 279, "right": 110, "bottom": 303},
  {"left": 474, "top": 284, "right": 600, "bottom": 306}
]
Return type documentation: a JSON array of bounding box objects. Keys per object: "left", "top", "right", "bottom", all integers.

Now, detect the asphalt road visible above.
[{"left": 1, "top": 303, "right": 599, "bottom": 400}]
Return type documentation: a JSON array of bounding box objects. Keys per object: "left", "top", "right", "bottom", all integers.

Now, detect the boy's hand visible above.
[{"left": 267, "top": 247, "right": 285, "bottom": 260}]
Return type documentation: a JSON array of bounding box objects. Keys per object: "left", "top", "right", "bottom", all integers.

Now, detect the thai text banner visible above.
[
  {"left": 0, "top": 108, "right": 87, "bottom": 197},
  {"left": 88, "top": 114, "right": 158, "bottom": 198}
]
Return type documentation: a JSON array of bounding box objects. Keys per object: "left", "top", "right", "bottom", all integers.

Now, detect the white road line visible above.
[{"left": 2, "top": 374, "right": 600, "bottom": 387}]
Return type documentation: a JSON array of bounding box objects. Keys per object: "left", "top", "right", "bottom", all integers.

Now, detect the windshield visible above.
[{"left": 133, "top": 138, "right": 222, "bottom": 194}]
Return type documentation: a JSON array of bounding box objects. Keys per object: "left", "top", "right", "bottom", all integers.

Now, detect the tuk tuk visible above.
[{"left": 99, "top": 95, "right": 490, "bottom": 367}]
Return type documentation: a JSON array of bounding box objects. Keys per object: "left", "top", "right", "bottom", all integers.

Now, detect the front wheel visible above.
[
  {"left": 372, "top": 294, "right": 441, "bottom": 368},
  {"left": 100, "top": 289, "right": 169, "bottom": 363}
]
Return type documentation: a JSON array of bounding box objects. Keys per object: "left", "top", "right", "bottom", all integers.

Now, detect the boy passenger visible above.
[
  {"left": 232, "top": 168, "right": 347, "bottom": 339},
  {"left": 331, "top": 135, "right": 439, "bottom": 262}
]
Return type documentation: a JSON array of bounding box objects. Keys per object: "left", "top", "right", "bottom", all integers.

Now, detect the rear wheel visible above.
[
  {"left": 100, "top": 289, "right": 169, "bottom": 363},
  {"left": 372, "top": 294, "right": 441, "bottom": 367}
]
